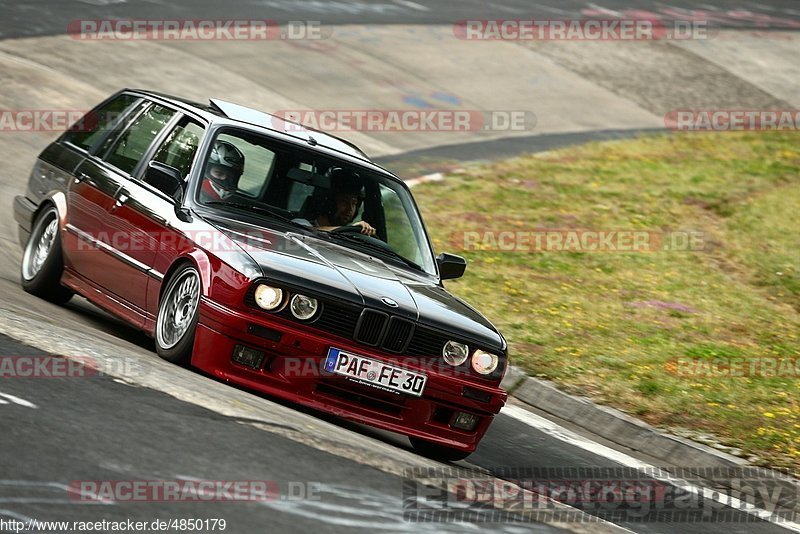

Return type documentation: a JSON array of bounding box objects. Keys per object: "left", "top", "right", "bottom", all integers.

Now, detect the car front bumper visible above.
[{"left": 192, "top": 297, "right": 507, "bottom": 452}]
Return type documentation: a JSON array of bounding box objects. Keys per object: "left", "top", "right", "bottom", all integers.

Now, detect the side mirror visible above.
[
  {"left": 436, "top": 252, "right": 467, "bottom": 280},
  {"left": 144, "top": 161, "right": 184, "bottom": 203}
]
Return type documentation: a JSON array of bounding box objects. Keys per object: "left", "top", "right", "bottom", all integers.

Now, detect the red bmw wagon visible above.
[{"left": 14, "top": 89, "right": 508, "bottom": 460}]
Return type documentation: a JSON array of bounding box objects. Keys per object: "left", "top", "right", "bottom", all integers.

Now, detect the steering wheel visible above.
[
  {"left": 330, "top": 225, "right": 395, "bottom": 252},
  {"left": 330, "top": 224, "right": 363, "bottom": 235}
]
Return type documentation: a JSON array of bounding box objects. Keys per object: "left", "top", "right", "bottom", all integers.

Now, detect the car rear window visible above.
[{"left": 62, "top": 94, "right": 139, "bottom": 152}]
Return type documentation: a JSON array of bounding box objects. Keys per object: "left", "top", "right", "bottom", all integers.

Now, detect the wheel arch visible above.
[
  {"left": 33, "top": 192, "right": 68, "bottom": 229},
  {"left": 158, "top": 249, "right": 214, "bottom": 305}
]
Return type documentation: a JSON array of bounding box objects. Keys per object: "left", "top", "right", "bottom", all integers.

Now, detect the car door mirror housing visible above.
[
  {"left": 144, "top": 161, "right": 184, "bottom": 203},
  {"left": 436, "top": 252, "right": 467, "bottom": 280}
]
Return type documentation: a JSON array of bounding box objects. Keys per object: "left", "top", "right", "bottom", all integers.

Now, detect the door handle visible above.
[
  {"left": 74, "top": 172, "right": 90, "bottom": 184},
  {"left": 112, "top": 193, "right": 129, "bottom": 212}
]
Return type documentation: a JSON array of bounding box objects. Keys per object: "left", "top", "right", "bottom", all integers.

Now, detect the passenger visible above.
[{"left": 199, "top": 140, "right": 245, "bottom": 202}]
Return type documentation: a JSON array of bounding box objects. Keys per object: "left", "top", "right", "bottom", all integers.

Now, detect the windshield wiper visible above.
[
  {"left": 328, "top": 232, "right": 423, "bottom": 271},
  {"left": 203, "top": 201, "right": 309, "bottom": 230}
]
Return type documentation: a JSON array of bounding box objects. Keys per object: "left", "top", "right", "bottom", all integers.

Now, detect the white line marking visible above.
[
  {"left": 0, "top": 392, "right": 37, "bottom": 408},
  {"left": 392, "top": 0, "right": 429, "bottom": 12},
  {"left": 502, "top": 404, "right": 800, "bottom": 531},
  {"left": 406, "top": 172, "right": 445, "bottom": 188},
  {"left": 586, "top": 3, "right": 623, "bottom": 17},
  {"left": 0, "top": 510, "right": 35, "bottom": 521},
  {"left": 748, "top": 2, "right": 776, "bottom": 11}
]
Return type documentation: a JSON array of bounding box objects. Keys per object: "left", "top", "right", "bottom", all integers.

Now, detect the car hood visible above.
[{"left": 204, "top": 216, "right": 505, "bottom": 350}]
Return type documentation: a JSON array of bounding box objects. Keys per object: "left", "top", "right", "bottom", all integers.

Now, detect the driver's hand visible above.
[{"left": 353, "top": 220, "right": 376, "bottom": 236}]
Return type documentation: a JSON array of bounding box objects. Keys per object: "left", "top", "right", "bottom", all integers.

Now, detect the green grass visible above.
[{"left": 414, "top": 131, "right": 800, "bottom": 469}]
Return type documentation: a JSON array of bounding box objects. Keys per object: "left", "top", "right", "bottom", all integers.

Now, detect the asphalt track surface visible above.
[
  {"left": 1, "top": 1, "right": 798, "bottom": 533},
  {"left": 0, "top": 295, "right": 790, "bottom": 533}
]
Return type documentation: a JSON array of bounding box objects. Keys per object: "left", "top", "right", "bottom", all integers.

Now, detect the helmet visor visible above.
[{"left": 207, "top": 163, "right": 241, "bottom": 190}]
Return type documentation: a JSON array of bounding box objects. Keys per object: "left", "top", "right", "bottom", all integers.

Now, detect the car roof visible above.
[{"left": 124, "top": 88, "right": 388, "bottom": 171}]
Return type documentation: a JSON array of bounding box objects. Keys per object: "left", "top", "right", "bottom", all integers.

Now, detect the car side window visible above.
[
  {"left": 102, "top": 104, "right": 176, "bottom": 175},
  {"left": 152, "top": 118, "right": 205, "bottom": 180},
  {"left": 62, "top": 94, "right": 139, "bottom": 152}
]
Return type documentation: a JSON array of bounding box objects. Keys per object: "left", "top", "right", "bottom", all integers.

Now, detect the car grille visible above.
[
  {"left": 383, "top": 316, "right": 415, "bottom": 353},
  {"left": 405, "top": 326, "right": 447, "bottom": 357},
  {"left": 247, "top": 286, "right": 449, "bottom": 358},
  {"left": 313, "top": 301, "right": 360, "bottom": 339},
  {"left": 306, "top": 303, "right": 448, "bottom": 357},
  {"left": 354, "top": 309, "right": 387, "bottom": 346},
  {"left": 353, "top": 309, "right": 416, "bottom": 354}
]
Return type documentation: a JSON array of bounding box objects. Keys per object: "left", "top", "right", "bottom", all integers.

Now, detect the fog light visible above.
[
  {"left": 452, "top": 411, "right": 480, "bottom": 431},
  {"left": 232, "top": 345, "right": 265, "bottom": 369}
]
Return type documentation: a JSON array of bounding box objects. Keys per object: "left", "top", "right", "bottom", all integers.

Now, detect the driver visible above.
[
  {"left": 314, "top": 168, "right": 376, "bottom": 236},
  {"left": 199, "top": 140, "right": 245, "bottom": 202}
]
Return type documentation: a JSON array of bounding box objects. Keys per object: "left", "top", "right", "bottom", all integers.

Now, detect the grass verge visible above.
[{"left": 414, "top": 131, "right": 800, "bottom": 469}]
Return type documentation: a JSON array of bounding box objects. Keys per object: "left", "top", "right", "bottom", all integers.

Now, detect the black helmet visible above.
[
  {"left": 205, "top": 140, "right": 245, "bottom": 191},
  {"left": 320, "top": 167, "right": 365, "bottom": 223},
  {"left": 328, "top": 167, "right": 364, "bottom": 198}
]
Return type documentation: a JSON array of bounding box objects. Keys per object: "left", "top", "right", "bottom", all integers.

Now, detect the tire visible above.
[
  {"left": 409, "top": 437, "right": 472, "bottom": 462},
  {"left": 155, "top": 265, "right": 201, "bottom": 365},
  {"left": 20, "top": 205, "right": 73, "bottom": 304}
]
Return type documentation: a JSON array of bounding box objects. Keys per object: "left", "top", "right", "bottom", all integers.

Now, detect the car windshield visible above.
[{"left": 195, "top": 128, "right": 437, "bottom": 275}]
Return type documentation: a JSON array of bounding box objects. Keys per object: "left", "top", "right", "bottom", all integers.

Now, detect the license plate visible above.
[{"left": 324, "top": 347, "right": 427, "bottom": 397}]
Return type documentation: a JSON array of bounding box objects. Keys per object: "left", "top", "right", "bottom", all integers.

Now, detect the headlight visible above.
[
  {"left": 442, "top": 340, "right": 469, "bottom": 366},
  {"left": 290, "top": 294, "right": 318, "bottom": 320},
  {"left": 471, "top": 350, "right": 499, "bottom": 375},
  {"left": 254, "top": 284, "right": 283, "bottom": 310}
]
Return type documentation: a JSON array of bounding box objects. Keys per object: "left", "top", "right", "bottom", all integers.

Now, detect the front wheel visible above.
[
  {"left": 156, "top": 265, "right": 201, "bottom": 365},
  {"left": 20, "top": 205, "right": 73, "bottom": 304},
  {"left": 409, "top": 437, "right": 472, "bottom": 462}
]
